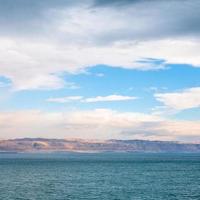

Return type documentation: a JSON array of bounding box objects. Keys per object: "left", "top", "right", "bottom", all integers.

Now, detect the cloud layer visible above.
[
  {"left": 0, "top": 109, "right": 199, "bottom": 141},
  {"left": 0, "top": 0, "right": 200, "bottom": 90}
]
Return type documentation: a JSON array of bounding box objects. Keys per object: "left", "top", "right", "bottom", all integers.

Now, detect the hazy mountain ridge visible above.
[{"left": 0, "top": 138, "right": 200, "bottom": 153}]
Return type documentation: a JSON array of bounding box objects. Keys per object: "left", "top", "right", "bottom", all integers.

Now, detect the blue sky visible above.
[
  {"left": 1, "top": 64, "right": 200, "bottom": 117},
  {"left": 0, "top": 0, "right": 200, "bottom": 141}
]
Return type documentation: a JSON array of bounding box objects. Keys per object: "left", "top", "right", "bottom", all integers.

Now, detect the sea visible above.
[{"left": 0, "top": 152, "right": 199, "bottom": 200}]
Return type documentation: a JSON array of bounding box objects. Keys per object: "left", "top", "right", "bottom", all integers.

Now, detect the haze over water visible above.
[{"left": 0, "top": 153, "right": 199, "bottom": 200}]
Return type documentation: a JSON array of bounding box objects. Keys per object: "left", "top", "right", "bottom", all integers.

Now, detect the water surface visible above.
[{"left": 0, "top": 153, "right": 199, "bottom": 200}]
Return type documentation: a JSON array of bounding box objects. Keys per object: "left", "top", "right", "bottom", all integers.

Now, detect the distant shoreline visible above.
[{"left": 0, "top": 138, "right": 200, "bottom": 153}]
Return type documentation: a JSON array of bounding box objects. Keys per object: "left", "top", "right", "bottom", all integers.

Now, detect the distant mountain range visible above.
[{"left": 0, "top": 138, "right": 200, "bottom": 153}]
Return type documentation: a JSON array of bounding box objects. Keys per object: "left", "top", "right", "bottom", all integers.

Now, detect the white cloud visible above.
[
  {"left": 0, "top": 109, "right": 199, "bottom": 141},
  {"left": 13, "top": 74, "right": 65, "bottom": 91},
  {"left": 47, "top": 96, "right": 83, "bottom": 103},
  {"left": 84, "top": 95, "right": 137, "bottom": 103},
  {"left": 47, "top": 95, "right": 137, "bottom": 103},
  {"left": 0, "top": 3, "right": 200, "bottom": 90},
  {"left": 155, "top": 87, "right": 200, "bottom": 111}
]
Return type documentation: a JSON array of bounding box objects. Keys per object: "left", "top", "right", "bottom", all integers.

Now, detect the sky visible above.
[{"left": 0, "top": 0, "right": 200, "bottom": 142}]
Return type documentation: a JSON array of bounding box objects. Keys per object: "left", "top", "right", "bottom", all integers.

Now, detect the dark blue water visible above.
[{"left": 0, "top": 153, "right": 200, "bottom": 200}]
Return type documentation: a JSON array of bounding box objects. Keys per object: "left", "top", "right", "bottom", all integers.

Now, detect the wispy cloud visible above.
[
  {"left": 84, "top": 95, "right": 137, "bottom": 103},
  {"left": 47, "top": 96, "right": 83, "bottom": 103},
  {"left": 96, "top": 73, "right": 104, "bottom": 77},
  {"left": 47, "top": 95, "right": 137, "bottom": 103},
  {"left": 0, "top": 81, "right": 11, "bottom": 88}
]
